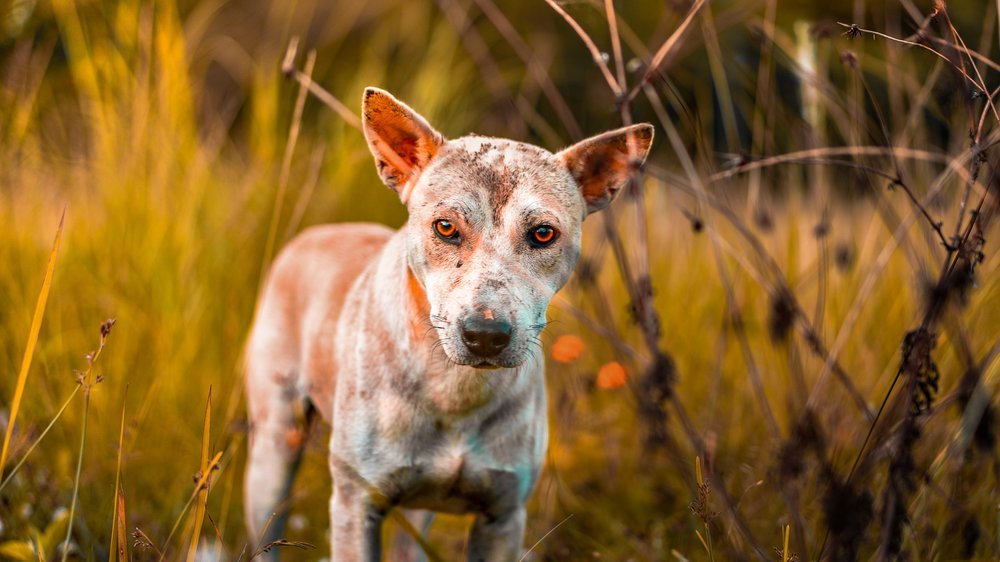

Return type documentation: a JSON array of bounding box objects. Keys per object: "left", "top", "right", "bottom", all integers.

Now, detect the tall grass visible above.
[{"left": 1, "top": 0, "right": 998, "bottom": 560}]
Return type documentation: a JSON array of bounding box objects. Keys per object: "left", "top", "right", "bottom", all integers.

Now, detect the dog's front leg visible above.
[
  {"left": 466, "top": 507, "right": 526, "bottom": 562},
  {"left": 329, "top": 478, "right": 385, "bottom": 562}
]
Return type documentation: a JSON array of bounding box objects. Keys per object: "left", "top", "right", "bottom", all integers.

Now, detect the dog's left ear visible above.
[
  {"left": 362, "top": 87, "right": 445, "bottom": 202},
  {"left": 557, "top": 124, "right": 654, "bottom": 214}
]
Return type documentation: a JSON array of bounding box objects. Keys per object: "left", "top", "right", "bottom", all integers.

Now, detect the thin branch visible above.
[
  {"left": 604, "top": 0, "right": 626, "bottom": 91},
  {"left": 280, "top": 39, "right": 361, "bottom": 131},
  {"left": 624, "top": 0, "right": 706, "bottom": 103},
  {"left": 470, "top": 0, "right": 583, "bottom": 139},
  {"left": 836, "top": 22, "right": 991, "bottom": 98},
  {"left": 543, "top": 0, "right": 622, "bottom": 97}
]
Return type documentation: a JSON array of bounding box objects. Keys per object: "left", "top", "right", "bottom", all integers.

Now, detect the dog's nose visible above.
[{"left": 461, "top": 317, "right": 512, "bottom": 358}]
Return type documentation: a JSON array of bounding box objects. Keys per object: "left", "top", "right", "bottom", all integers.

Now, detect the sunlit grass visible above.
[{"left": 1, "top": 0, "right": 999, "bottom": 560}]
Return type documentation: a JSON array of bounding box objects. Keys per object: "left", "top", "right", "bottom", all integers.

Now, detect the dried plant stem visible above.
[
  {"left": 282, "top": 142, "right": 327, "bottom": 244},
  {"left": 836, "top": 21, "right": 996, "bottom": 119},
  {"left": 61, "top": 392, "right": 91, "bottom": 562},
  {"left": 109, "top": 388, "right": 129, "bottom": 562},
  {"left": 469, "top": 0, "right": 582, "bottom": 139},
  {"left": 669, "top": 396, "right": 769, "bottom": 561},
  {"left": 518, "top": 514, "right": 573, "bottom": 562},
  {"left": 710, "top": 239, "right": 781, "bottom": 437},
  {"left": 260, "top": 44, "right": 315, "bottom": 287},
  {"left": 624, "top": 0, "right": 706, "bottom": 103},
  {"left": 643, "top": 81, "right": 781, "bottom": 437},
  {"left": 0, "top": 386, "right": 79, "bottom": 494},
  {"left": 603, "top": 0, "right": 625, "bottom": 91},
  {"left": 542, "top": 0, "right": 622, "bottom": 97},
  {"left": 185, "top": 389, "right": 213, "bottom": 562},
  {"left": 851, "top": 63, "right": 953, "bottom": 251},
  {"left": 62, "top": 319, "right": 114, "bottom": 562},
  {"left": 938, "top": 7, "right": 1000, "bottom": 132},
  {"left": 709, "top": 146, "right": 953, "bottom": 181},
  {"left": 922, "top": 34, "right": 1000, "bottom": 72},
  {"left": 642, "top": 87, "right": 876, "bottom": 419},
  {"left": 279, "top": 39, "right": 361, "bottom": 131},
  {"left": 158, "top": 451, "right": 223, "bottom": 561},
  {"left": 435, "top": 0, "right": 547, "bottom": 143}
]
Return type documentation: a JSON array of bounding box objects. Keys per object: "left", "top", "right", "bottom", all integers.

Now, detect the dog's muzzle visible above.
[{"left": 460, "top": 317, "right": 512, "bottom": 359}]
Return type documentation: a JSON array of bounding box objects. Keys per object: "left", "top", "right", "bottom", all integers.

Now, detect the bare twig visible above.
[
  {"left": 624, "top": 0, "right": 707, "bottom": 103},
  {"left": 542, "top": 0, "right": 622, "bottom": 97},
  {"left": 280, "top": 38, "right": 361, "bottom": 131}
]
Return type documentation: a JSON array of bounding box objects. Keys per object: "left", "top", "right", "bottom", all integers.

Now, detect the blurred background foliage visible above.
[{"left": 1, "top": 0, "right": 999, "bottom": 560}]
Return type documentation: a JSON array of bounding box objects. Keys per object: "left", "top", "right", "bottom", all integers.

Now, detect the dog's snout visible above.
[{"left": 461, "top": 317, "right": 512, "bottom": 358}]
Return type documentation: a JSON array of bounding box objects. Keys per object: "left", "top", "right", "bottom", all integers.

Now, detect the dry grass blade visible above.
[
  {"left": 387, "top": 511, "right": 447, "bottom": 562},
  {"left": 158, "top": 450, "right": 223, "bottom": 561},
  {"left": 248, "top": 539, "right": 314, "bottom": 560},
  {"left": 0, "top": 208, "right": 65, "bottom": 482},
  {"left": 519, "top": 514, "right": 573, "bottom": 561},
  {"left": 185, "top": 388, "right": 213, "bottom": 562},
  {"left": 109, "top": 387, "right": 129, "bottom": 562},
  {"left": 114, "top": 492, "right": 128, "bottom": 562}
]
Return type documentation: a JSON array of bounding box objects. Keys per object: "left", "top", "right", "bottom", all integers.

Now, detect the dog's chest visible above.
[
  {"left": 382, "top": 432, "right": 536, "bottom": 515},
  {"left": 332, "top": 361, "right": 548, "bottom": 516}
]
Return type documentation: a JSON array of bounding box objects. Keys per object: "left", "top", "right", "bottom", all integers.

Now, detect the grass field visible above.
[{"left": 1, "top": 0, "right": 999, "bottom": 560}]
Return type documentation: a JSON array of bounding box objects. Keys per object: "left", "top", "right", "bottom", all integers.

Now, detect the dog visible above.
[{"left": 244, "top": 87, "right": 653, "bottom": 561}]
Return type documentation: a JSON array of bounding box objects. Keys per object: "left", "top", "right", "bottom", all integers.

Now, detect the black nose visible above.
[{"left": 461, "top": 317, "right": 512, "bottom": 358}]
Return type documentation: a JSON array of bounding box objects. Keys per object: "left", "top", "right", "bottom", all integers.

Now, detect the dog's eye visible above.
[
  {"left": 434, "top": 219, "right": 460, "bottom": 243},
  {"left": 528, "top": 225, "right": 558, "bottom": 247}
]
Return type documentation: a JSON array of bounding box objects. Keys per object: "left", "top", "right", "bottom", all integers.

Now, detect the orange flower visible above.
[
  {"left": 550, "top": 334, "right": 586, "bottom": 363},
  {"left": 596, "top": 362, "right": 628, "bottom": 390}
]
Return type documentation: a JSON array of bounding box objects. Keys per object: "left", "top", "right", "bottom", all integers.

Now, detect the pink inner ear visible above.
[
  {"left": 363, "top": 89, "right": 444, "bottom": 195},
  {"left": 390, "top": 132, "right": 421, "bottom": 168},
  {"left": 560, "top": 125, "right": 653, "bottom": 212},
  {"left": 578, "top": 150, "right": 627, "bottom": 202},
  {"left": 564, "top": 144, "right": 631, "bottom": 210}
]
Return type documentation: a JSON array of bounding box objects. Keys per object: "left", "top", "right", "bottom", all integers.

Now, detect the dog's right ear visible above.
[{"left": 362, "top": 87, "right": 445, "bottom": 203}]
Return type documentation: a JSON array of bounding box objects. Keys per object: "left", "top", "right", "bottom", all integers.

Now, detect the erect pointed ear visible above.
[
  {"left": 362, "top": 87, "right": 445, "bottom": 202},
  {"left": 556, "top": 124, "right": 654, "bottom": 214}
]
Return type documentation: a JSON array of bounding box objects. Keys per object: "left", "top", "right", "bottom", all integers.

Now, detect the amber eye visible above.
[
  {"left": 528, "top": 225, "right": 558, "bottom": 247},
  {"left": 434, "top": 219, "right": 460, "bottom": 243}
]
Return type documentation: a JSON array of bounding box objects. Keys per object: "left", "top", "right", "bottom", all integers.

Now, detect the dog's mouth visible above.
[
  {"left": 448, "top": 353, "right": 525, "bottom": 370},
  {"left": 471, "top": 360, "right": 503, "bottom": 370}
]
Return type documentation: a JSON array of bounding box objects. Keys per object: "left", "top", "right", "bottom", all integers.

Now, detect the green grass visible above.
[{"left": 2, "top": 0, "right": 999, "bottom": 560}]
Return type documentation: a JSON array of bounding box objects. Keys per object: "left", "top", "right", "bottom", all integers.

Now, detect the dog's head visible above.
[{"left": 362, "top": 87, "right": 653, "bottom": 369}]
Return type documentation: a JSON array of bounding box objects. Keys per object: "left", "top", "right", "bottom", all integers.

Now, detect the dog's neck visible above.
[{"left": 373, "top": 229, "right": 537, "bottom": 417}]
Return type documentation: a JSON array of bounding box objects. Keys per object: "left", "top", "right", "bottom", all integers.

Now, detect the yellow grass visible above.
[
  {"left": 0, "top": 0, "right": 998, "bottom": 560},
  {"left": 0, "top": 210, "right": 64, "bottom": 483}
]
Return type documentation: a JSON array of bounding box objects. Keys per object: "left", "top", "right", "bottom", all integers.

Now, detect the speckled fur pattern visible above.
[{"left": 243, "top": 88, "right": 653, "bottom": 561}]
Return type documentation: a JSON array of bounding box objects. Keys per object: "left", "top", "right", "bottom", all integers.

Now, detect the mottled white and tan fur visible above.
[{"left": 243, "top": 87, "right": 653, "bottom": 561}]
